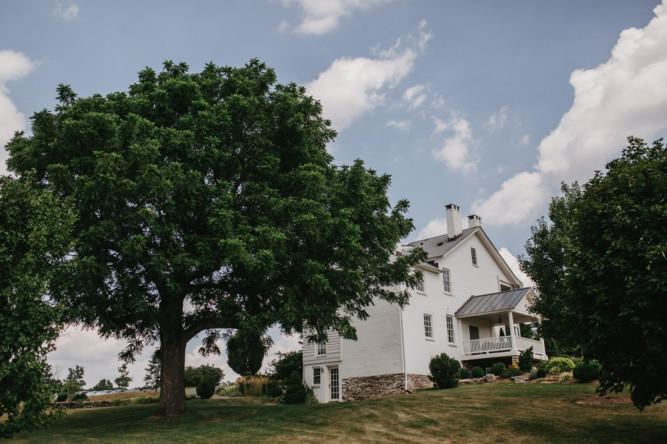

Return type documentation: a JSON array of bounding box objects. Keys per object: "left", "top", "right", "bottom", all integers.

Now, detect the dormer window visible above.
[{"left": 471, "top": 247, "right": 477, "bottom": 266}]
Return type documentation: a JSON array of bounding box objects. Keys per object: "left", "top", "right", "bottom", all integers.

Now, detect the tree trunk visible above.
[{"left": 157, "top": 339, "right": 187, "bottom": 416}]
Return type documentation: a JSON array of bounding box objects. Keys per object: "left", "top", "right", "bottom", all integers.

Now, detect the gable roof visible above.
[
  {"left": 405, "top": 226, "right": 523, "bottom": 287},
  {"left": 406, "top": 227, "right": 478, "bottom": 258},
  {"left": 455, "top": 288, "right": 531, "bottom": 317}
]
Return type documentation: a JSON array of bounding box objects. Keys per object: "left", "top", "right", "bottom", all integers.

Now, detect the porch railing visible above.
[
  {"left": 462, "top": 336, "right": 546, "bottom": 357},
  {"left": 463, "top": 336, "right": 512, "bottom": 356}
]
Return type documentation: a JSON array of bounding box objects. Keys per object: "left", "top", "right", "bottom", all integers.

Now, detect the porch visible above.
[
  {"left": 455, "top": 288, "right": 548, "bottom": 362},
  {"left": 461, "top": 336, "right": 547, "bottom": 360}
]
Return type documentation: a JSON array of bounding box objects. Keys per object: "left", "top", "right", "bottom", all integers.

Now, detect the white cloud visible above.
[
  {"left": 403, "top": 84, "right": 427, "bottom": 110},
  {"left": 473, "top": 1, "right": 667, "bottom": 226},
  {"left": 54, "top": 1, "right": 79, "bottom": 21},
  {"left": 307, "top": 24, "right": 430, "bottom": 131},
  {"left": 431, "top": 113, "right": 477, "bottom": 173},
  {"left": 499, "top": 247, "right": 535, "bottom": 288},
  {"left": 486, "top": 105, "right": 508, "bottom": 132},
  {"left": 416, "top": 217, "right": 448, "bottom": 240},
  {"left": 280, "top": 0, "right": 394, "bottom": 35},
  {"left": 0, "top": 50, "right": 36, "bottom": 175},
  {"left": 386, "top": 119, "right": 411, "bottom": 131},
  {"left": 473, "top": 172, "right": 547, "bottom": 226},
  {"left": 517, "top": 134, "right": 531, "bottom": 147}
]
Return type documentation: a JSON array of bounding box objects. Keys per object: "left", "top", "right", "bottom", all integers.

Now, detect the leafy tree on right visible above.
[{"left": 520, "top": 137, "right": 666, "bottom": 410}]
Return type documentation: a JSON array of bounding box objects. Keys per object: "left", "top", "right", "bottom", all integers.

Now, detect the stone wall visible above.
[{"left": 342, "top": 373, "right": 434, "bottom": 401}]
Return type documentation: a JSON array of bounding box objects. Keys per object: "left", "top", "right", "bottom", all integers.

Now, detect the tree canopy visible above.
[
  {"left": 6, "top": 59, "right": 425, "bottom": 416},
  {"left": 520, "top": 137, "right": 667, "bottom": 410},
  {"left": 0, "top": 177, "right": 73, "bottom": 437}
]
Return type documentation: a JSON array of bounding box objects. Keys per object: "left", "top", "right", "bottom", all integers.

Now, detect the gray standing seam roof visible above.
[{"left": 455, "top": 288, "right": 531, "bottom": 317}]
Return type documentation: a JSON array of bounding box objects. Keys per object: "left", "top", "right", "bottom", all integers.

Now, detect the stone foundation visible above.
[{"left": 342, "top": 373, "right": 434, "bottom": 401}]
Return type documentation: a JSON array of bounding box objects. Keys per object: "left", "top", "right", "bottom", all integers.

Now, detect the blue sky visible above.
[{"left": 2, "top": 0, "right": 666, "bottom": 386}]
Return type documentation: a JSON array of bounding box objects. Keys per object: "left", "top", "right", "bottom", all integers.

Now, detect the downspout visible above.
[{"left": 398, "top": 284, "right": 408, "bottom": 392}]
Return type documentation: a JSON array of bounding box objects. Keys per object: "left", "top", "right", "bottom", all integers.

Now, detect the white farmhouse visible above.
[{"left": 303, "top": 203, "right": 547, "bottom": 402}]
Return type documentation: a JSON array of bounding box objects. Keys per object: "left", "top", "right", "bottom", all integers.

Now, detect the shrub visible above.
[
  {"left": 536, "top": 367, "right": 547, "bottom": 378},
  {"left": 471, "top": 366, "right": 485, "bottom": 378},
  {"left": 546, "top": 357, "right": 575, "bottom": 374},
  {"left": 518, "top": 347, "right": 534, "bottom": 372},
  {"left": 71, "top": 393, "right": 88, "bottom": 402},
  {"left": 269, "top": 351, "right": 303, "bottom": 381},
  {"left": 55, "top": 393, "right": 68, "bottom": 402},
  {"left": 573, "top": 360, "right": 600, "bottom": 382},
  {"left": 500, "top": 363, "right": 524, "bottom": 378},
  {"left": 490, "top": 362, "right": 506, "bottom": 376},
  {"left": 263, "top": 379, "right": 283, "bottom": 398},
  {"left": 184, "top": 365, "right": 224, "bottom": 387},
  {"left": 559, "top": 372, "right": 573, "bottom": 383},
  {"left": 529, "top": 368, "right": 538, "bottom": 380},
  {"left": 428, "top": 353, "right": 460, "bottom": 389},
  {"left": 458, "top": 368, "right": 470, "bottom": 379},
  {"left": 279, "top": 371, "right": 307, "bottom": 404},
  {"left": 196, "top": 375, "right": 216, "bottom": 399}
]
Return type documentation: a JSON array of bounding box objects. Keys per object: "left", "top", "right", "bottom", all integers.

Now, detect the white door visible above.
[{"left": 329, "top": 367, "right": 340, "bottom": 401}]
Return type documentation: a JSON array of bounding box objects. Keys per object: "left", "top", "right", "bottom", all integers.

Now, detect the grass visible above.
[{"left": 11, "top": 383, "right": 667, "bottom": 443}]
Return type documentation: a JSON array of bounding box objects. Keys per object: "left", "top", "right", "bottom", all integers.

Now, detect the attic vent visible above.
[{"left": 436, "top": 241, "right": 444, "bottom": 246}]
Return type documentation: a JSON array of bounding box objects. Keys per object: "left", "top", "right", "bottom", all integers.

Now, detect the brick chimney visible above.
[
  {"left": 445, "top": 204, "right": 462, "bottom": 240},
  {"left": 467, "top": 214, "right": 482, "bottom": 228}
]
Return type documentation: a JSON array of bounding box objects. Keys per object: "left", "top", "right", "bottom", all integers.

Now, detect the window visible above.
[
  {"left": 313, "top": 367, "right": 321, "bottom": 385},
  {"left": 446, "top": 315, "right": 455, "bottom": 344},
  {"left": 317, "top": 341, "right": 326, "bottom": 356},
  {"left": 416, "top": 280, "right": 424, "bottom": 292},
  {"left": 442, "top": 268, "right": 451, "bottom": 293},
  {"left": 424, "top": 314, "right": 433, "bottom": 338},
  {"left": 471, "top": 247, "right": 477, "bottom": 266}
]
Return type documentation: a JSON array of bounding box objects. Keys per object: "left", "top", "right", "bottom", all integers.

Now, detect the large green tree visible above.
[
  {"left": 520, "top": 137, "right": 666, "bottom": 410},
  {"left": 6, "top": 60, "right": 424, "bottom": 416},
  {"left": 0, "top": 177, "right": 73, "bottom": 437}
]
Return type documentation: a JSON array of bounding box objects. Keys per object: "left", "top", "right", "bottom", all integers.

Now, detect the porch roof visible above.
[{"left": 455, "top": 287, "right": 531, "bottom": 318}]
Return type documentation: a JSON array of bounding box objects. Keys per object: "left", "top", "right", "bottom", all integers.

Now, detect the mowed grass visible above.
[{"left": 11, "top": 383, "right": 667, "bottom": 443}]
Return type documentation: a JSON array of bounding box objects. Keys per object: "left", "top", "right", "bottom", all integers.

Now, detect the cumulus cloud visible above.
[
  {"left": 431, "top": 113, "right": 477, "bottom": 173},
  {"left": 416, "top": 217, "right": 448, "bottom": 240},
  {"left": 280, "top": 0, "right": 393, "bottom": 35},
  {"left": 386, "top": 119, "right": 411, "bottom": 131},
  {"left": 499, "top": 247, "right": 536, "bottom": 288},
  {"left": 474, "top": 1, "right": 667, "bottom": 226},
  {"left": 307, "top": 24, "right": 430, "bottom": 131},
  {"left": 486, "top": 105, "right": 508, "bottom": 132},
  {"left": 54, "top": 1, "right": 79, "bottom": 21},
  {"left": 0, "top": 50, "right": 36, "bottom": 175}
]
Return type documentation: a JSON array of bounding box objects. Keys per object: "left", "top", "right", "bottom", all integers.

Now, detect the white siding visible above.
[{"left": 340, "top": 298, "right": 403, "bottom": 378}]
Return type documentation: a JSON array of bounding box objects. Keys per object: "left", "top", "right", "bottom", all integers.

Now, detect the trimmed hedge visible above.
[
  {"left": 471, "top": 366, "right": 485, "bottom": 378},
  {"left": 573, "top": 360, "right": 600, "bottom": 382},
  {"left": 428, "top": 353, "right": 461, "bottom": 389}
]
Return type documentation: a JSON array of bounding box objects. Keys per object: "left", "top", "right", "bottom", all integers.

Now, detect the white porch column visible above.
[{"left": 507, "top": 311, "right": 518, "bottom": 354}]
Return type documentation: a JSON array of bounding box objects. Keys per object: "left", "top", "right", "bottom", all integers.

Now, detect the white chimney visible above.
[
  {"left": 445, "top": 204, "right": 462, "bottom": 240},
  {"left": 468, "top": 214, "right": 482, "bottom": 228}
]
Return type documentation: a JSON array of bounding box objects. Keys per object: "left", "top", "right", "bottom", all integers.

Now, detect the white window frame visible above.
[
  {"left": 416, "top": 280, "right": 425, "bottom": 293},
  {"left": 446, "top": 315, "right": 455, "bottom": 344},
  {"left": 424, "top": 314, "right": 433, "bottom": 339},
  {"left": 316, "top": 341, "right": 327, "bottom": 356},
  {"left": 313, "top": 367, "right": 321, "bottom": 385},
  {"left": 471, "top": 247, "right": 478, "bottom": 266},
  {"left": 442, "top": 268, "right": 451, "bottom": 293}
]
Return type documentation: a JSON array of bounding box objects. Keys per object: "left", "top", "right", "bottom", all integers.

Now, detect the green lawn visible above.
[{"left": 11, "top": 383, "right": 667, "bottom": 443}]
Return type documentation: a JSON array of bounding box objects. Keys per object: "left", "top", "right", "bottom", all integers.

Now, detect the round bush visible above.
[
  {"left": 573, "top": 360, "right": 600, "bottom": 382},
  {"left": 546, "top": 357, "right": 575, "bottom": 374},
  {"left": 458, "top": 368, "right": 470, "bottom": 379},
  {"left": 196, "top": 375, "right": 216, "bottom": 399},
  {"left": 56, "top": 393, "right": 68, "bottom": 402},
  {"left": 536, "top": 367, "right": 547, "bottom": 378},
  {"left": 280, "top": 371, "right": 307, "bottom": 404},
  {"left": 71, "top": 393, "right": 88, "bottom": 401},
  {"left": 428, "top": 353, "right": 461, "bottom": 389},
  {"left": 559, "top": 372, "right": 573, "bottom": 383},
  {"left": 490, "top": 362, "right": 506, "bottom": 376},
  {"left": 471, "top": 366, "right": 485, "bottom": 378}
]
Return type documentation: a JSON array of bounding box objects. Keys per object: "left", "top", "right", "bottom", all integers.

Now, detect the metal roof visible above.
[{"left": 455, "top": 288, "right": 531, "bottom": 317}]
